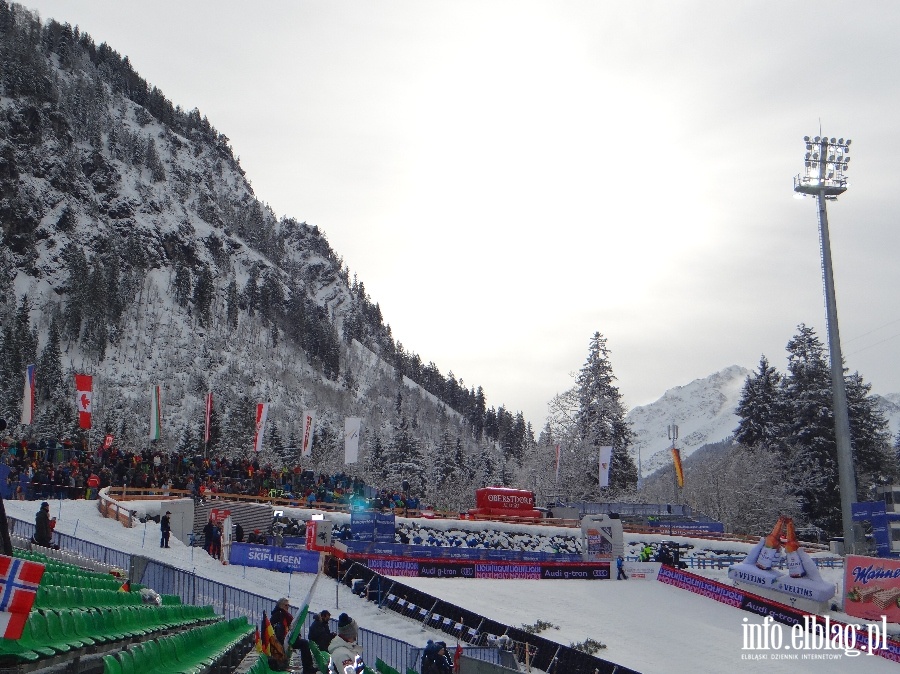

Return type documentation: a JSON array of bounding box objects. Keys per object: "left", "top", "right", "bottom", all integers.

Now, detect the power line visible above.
[
  {"left": 845, "top": 331, "right": 900, "bottom": 358},
  {"left": 845, "top": 317, "right": 900, "bottom": 344}
]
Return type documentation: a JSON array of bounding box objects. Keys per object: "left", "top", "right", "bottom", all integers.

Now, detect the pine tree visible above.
[
  {"left": 572, "top": 332, "right": 637, "bottom": 495},
  {"left": 780, "top": 324, "right": 838, "bottom": 531},
  {"left": 172, "top": 263, "right": 191, "bottom": 308},
  {"left": 383, "top": 415, "right": 425, "bottom": 494},
  {"left": 845, "top": 371, "right": 897, "bottom": 499},
  {"left": 225, "top": 280, "right": 239, "bottom": 328},
  {"left": 192, "top": 267, "right": 214, "bottom": 327},
  {"left": 734, "top": 355, "right": 784, "bottom": 450}
]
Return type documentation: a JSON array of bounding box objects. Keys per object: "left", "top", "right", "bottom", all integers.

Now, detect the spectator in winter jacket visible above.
[
  {"left": 160, "top": 511, "right": 171, "bottom": 548},
  {"left": 422, "top": 640, "right": 453, "bottom": 674},
  {"left": 309, "top": 610, "right": 335, "bottom": 651},
  {"left": 328, "top": 613, "right": 364, "bottom": 674},
  {"left": 34, "top": 501, "right": 53, "bottom": 547}
]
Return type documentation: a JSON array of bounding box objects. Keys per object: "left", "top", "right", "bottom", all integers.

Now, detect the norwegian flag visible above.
[{"left": 0, "top": 554, "right": 45, "bottom": 640}]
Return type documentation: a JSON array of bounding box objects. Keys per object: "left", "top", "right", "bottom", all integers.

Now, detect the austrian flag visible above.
[
  {"left": 75, "top": 374, "right": 93, "bottom": 430},
  {"left": 0, "top": 554, "right": 45, "bottom": 640}
]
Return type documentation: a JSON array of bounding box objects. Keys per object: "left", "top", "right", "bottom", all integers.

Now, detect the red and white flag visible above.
[
  {"left": 204, "top": 392, "right": 213, "bottom": 444},
  {"left": 301, "top": 410, "right": 316, "bottom": 457},
  {"left": 75, "top": 374, "right": 92, "bottom": 429},
  {"left": 253, "top": 403, "right": 269, "bottom": 453},
  {"left": 0, "top": 554, "right": 45, "bottom": 640},
  {"left": 20, "top": 364, "right": 35, "bottom": 425},
  {"left": 554, "top": 444, "right": 561, "bottom": 482}
]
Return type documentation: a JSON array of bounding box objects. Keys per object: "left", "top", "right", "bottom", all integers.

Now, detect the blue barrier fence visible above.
[
  {"left": 6, "top": 516, "right": 454, "bottom": 673},
  {"left": 9, "top": 516, "right": 132, "bottom": 569}
]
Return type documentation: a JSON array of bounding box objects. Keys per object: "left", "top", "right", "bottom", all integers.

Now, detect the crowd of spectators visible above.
[{"left": 0, "top": 437, "right": 368, "bottom": 507}]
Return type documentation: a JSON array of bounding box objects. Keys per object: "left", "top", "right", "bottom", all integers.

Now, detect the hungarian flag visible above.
[
  {"left": 285, "top": 554, "right": 325, "bottom": 658},
  {"left": 149, "top": 386, "right": 162, "bottom": 440},
  {"left": 253, "top": 403, "right": 269, "bottom": 453},
  {"left": 75, "top": 374, "right": 92, "bottom": 429},
  {"left": 0, "top": 554, "right": 45, "bottom": 640},
  {"left": 20, "top": 364, "right": 35, "bottom": 425}
]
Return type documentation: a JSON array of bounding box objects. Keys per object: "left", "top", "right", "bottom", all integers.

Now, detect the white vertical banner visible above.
[
  {"left": 344, "top": 417, "right": 362, "bottom": 464},
  {"left": 21, "top": 364, "right": 35, "bottom": 425},
  {"left": 204, "top": 392, "right": 213, "bottom": 444},
  {"left": 598, "top": 445, "right": 613, "bottom": 487},
  {"left": 253, "top": 403, "right": 269, "bottom": 453},
  {"left": 149, "top": 385, "right": 162, "bottom": 440},
  {"left": 301, "top": 410, "right": 316, "bottom": 457}
]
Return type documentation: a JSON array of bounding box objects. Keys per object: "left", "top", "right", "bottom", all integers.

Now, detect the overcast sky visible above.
[{"left": 21, "top": 1, "right": 900, "bottom": 431}]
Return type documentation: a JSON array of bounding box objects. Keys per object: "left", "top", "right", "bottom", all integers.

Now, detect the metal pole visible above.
[{"left": 815, "top": 179, "right": 857, "bottom": 555}]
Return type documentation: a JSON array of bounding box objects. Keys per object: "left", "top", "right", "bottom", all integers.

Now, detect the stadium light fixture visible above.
[{"left": 793, "top": 133, "right": 857, "bottom": 555}]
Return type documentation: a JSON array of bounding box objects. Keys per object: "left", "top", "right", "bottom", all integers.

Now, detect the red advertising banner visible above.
[
  {"left": 209, "top": 508, "right": 230, "bottom": 524},
  {"left": 844, "top": 554, "right": 900, "bottom": 623}
]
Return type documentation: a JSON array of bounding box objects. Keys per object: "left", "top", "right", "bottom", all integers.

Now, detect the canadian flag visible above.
[{"left": 75, "top": 374, "right": 92, "bottom": 429}]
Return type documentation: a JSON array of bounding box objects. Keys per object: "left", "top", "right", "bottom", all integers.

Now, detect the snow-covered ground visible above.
[{"left": 4, "top": 498, "right": 898, "bottom": 673}]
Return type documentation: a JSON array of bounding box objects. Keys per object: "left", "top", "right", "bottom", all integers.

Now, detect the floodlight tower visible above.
[{"left": 793, "top": 134, "right": 856, "bottom": 554}]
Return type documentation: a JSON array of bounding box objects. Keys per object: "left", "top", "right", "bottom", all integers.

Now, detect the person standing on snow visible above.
[
  {"left": 33, "top": 501, "right": 53, "bottom": 547},
  {"left": 160, "top": 510, "right": 171, "bottom": 548},
  {"left": 616, "top": 555, "right": 627, "bottom": 580}
]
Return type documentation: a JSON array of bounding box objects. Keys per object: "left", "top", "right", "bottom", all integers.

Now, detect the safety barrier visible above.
[
  {"left": 334, "top": 561, "right": 641, "bottom": 674},
  {"left": 8, "top": 517, "right": 132, "bottom": 570}
]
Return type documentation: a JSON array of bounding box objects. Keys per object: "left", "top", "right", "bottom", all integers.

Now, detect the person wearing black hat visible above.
[
  {"left": 160, "top": 511, "right": 172, "bottom": 548},
  {"left": 422, "top": 640, "right": 453, "bottom": 674},
  {"left": 33, "top": 502, "right": 53, "bottom": 548},
  {"left": 328, "top": 613, "right": 364, "bottom": 674},
  {"left": 309, "top": 609, "right": 335, "bottom": 651}
]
